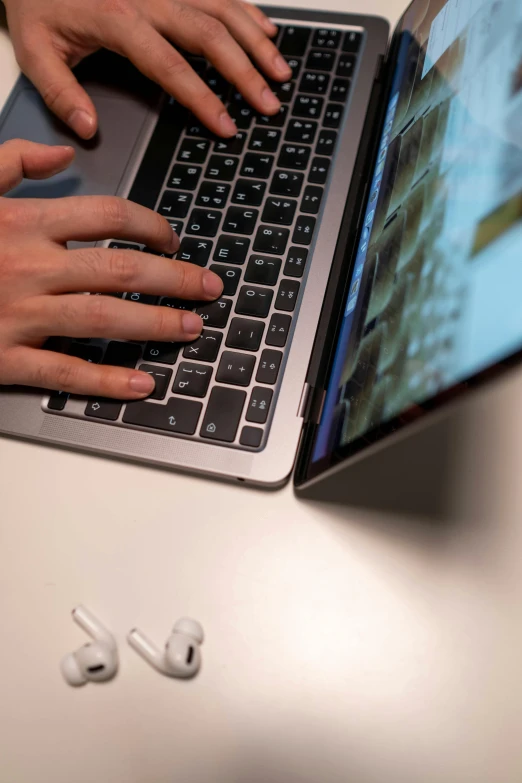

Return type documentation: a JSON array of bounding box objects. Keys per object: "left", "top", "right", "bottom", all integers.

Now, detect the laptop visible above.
[{"left": 0, "top": 0, "right": 520, "bottom": 490}]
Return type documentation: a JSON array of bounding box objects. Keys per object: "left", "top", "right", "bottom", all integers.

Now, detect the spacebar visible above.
[{"left": 123, "top": 397, "right": 202, "bottom": 435}]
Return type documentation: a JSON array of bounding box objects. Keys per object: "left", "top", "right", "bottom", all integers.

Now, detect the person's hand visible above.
[
  {"left": 0, "top": 139, "right": 224, "bottom": 398},
  {"left": 3, "top": 0, "right": 291, "bottom": 139}
]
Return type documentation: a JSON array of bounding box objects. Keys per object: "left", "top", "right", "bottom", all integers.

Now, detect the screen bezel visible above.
[{"left": 295, "top": 0, "right": 522, "bottom": 489}]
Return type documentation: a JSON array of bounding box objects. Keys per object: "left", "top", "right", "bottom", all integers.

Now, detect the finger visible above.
[
  {"left": 113, "top": 21, "right": 237, "bottom": 137},
  {"left": 181, "top": 0, "right": 290, "bottom": 83},
  {"left": 0, "top": 140, "right": 74, "bottom": 195},
  {"left": 24, "top": 294, "right": 205, "bottom": 343},
  {"left": 51, "top": 247, "right": 223, "bottom": 300},
  {"left": 41, "top": 196, "right": 179, "bottom": 253},
  {"left": 239, "top": 2, "right": 278, "bottom": 37},
  {"left": 18, "top": 42, "right": 97, "bottom": 140},
  {"left": 3, "top": 345, "right": 156, "bottom": 399}
]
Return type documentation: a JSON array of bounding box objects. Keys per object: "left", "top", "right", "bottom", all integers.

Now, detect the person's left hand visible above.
[{"left": 3, "top": 0, "right": 291, "bottom": 139}]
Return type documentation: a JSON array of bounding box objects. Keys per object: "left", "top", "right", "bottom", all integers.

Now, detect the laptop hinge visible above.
[
  {"left": 297, "top": 382, "right": 313, "bottom": 420},
  {"left": 298, "top": 383, "right": 326, "bottom": 425}
]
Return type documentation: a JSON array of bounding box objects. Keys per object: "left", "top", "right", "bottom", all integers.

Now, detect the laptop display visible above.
[{"left": 310, "top": 0, "right": 522, "bottom": 471}]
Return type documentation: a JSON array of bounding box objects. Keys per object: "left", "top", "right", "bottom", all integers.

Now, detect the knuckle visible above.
[
  {"left": 98, "top": 197, "right": 130, "bottom": 230},
  {"left": 153, "top": 305, "right": 179, "bottom": 339},
  {"left": 86, "top": 294, "right": 112, "bottom": 331},
  {"left": 99, "top": 0, "right": 135, "bottom": 19},
  {"left": 172, "top": 262, "right": 195, "bottom": 298},
  {"left": 107, "top": 250, "right": 141, "bottom": 289},
  {"left": 163, "top": 54, "right": 190, "bottom": 80},
  {"left": 41, "top": 80, "right": 72, "bottom": 112},
  {"left": 38, "top": 359, "right": 78, "bottom": 392},
  {"left": 0, "top": 199, "right": 34, "bottom": 230},
  {"left": 199, "top": 17, "right": 227, "bottom": 43}
]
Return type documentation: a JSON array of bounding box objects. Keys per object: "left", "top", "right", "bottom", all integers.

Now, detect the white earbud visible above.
[
  {"left": 128, "top": 617, "right": 204, "bottom": 678},
  {"left": 61, "top": 606, "right": 118, "bottom": 686}
]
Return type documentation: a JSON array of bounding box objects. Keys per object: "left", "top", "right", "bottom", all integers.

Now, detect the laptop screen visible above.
[{"left": 310, "top": 0, "right": 522, "bottom": 470}]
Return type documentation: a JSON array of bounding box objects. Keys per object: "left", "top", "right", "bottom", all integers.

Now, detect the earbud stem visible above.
[
  {"left": 73, "top": 605, "right": 116, "bottom": 652},
  {"left": 128, "top": 628, "right": 169, "bottom": 675}
]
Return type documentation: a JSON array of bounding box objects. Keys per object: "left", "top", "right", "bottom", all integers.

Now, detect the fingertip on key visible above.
[
  {"left": 129, "top": 372, "right": 155, "bottom": 396},
  {"left": 182, "top": 312, "right": 204, "bottom": 337},
  {"left": 203, "top": 270, "right": 224, "bottom": 299}
]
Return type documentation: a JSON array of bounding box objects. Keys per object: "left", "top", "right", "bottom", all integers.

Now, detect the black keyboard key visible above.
[
  {"left": 331, "top": 77, "right": 351, "bottom": 102},
  {"left": 270, "top": 170, "right": 304, "bottom": 197},
  {"left": 205, "top": 68, "right": 228, "bottom": 97},
  {"left": 185, "top": 117, "right": 213, "bottom": 138},
  {"left": 182, "top": 330, "right": 223, "bottom": 362},
  {"left": 235, "top": 285, "right": 274, "bottom": 317},
  {"left": 293, "top": 215, "right": 316, "bottom": 245},
  {"left": 196, "top": 181, "right": 230, "bottom": 209},
  {"left": 143, "top": 246, "right": 175, "bottom": 259},
  {"left": 195, "top": 298, "right": 232, "bottom": 327},
  {"left": 143, "top": 341, "right": 179, "bottom": 364},
  {"left": 214, "top": 131, "right": 247, "bottom": 155},
  {"left": 342, "top": 31, "right": 363, "bottom": 53},
  {"left": 69, "top": 343, "right": 103, "bottom": 363},
  {"left": 138, "top": 364, "right": 173, "bottom": 400},
  {"left": 284, "top": 246, "right": 308, "bottom": 277},
  {"left": 312, "top": 28, "right": 342, "bottom": 49},
  {"left": 223, "top": 206, "right": 259, "bottom": 235},
  {"left": 246, "top": 386, "right": 273, "bottom": 423},
  {"left": 160, "top": 297, "right": 193, "bottom": 311},
  {"left": 209, "top": 264, "right": 241, "bottom": 295},
  {"left": 185, "top": 56, "right": 207, "bottom": 75},
  {"left": 168, "top": 163, "right": 202, "bottom": 190},
  {"left": 316, "top": 129, "right": 337, "bottom": 155},
  {"left": 293, "top": 95, "right": 324, "bottom": 119},
  {"left": 85, "top": 399, "right": 122, "bottom": 421},
  {"left": 232, "top": 179, "right": 266, "bottom": 206},
  {"left": 285, "top": 119, "right": 318, "bottom": 144},
  {"left": 108, "top": 242, "right": 140, "bottom": 252},
  {"left": 213, "top": 235, "right": 250, "bottom": 264},
  {"left": 253, "top": 225, "right": 289, "bottom": 255},
  {"left": 301, "top": 186, "right": 324, "bottom": 215},
  {"left": 240, "top": 426, "right": 263, "bottom": 448},
  {"left": 240, "top": 153, "right": 274, "bottom": 179},
  {"left": 245, "top": 254, "right": 281, "bottom": 286},
  {"left": 167, "top": 219, "right": 184, "bottom": 236},
  {"left": 275, "top": 278, "right": 301, "bottom": 311},
  {"left": 48, "top": 391, "right": 69, "bottom": 411},
  {"left": 186, "top": 208, "right": 221, "bottom": 237},
  {"left": 279, "top": 26, "right": 311, "bottom": 56},
  {"left": 201, "top": 386, "right": 246, "bottom": 442},
  {"left": 261, "top": 197, "right": 297, "bottom": 226},
  {"left": 309, "top": 157, "right": 331, "bottom": 184},
  {"left": 217, "top": 351, "right": 256, "bottom": 386},
  {"left": 271, "top": 80, "right": 295, "bottom": 102},
  {"left": 158, "top": 190, "right": 193, "bottom": 219},
  {"left": 305, "top": 49, "right": 336, "bottom": 71},
  {"left": 228, "top": 100, "right": 255, "bottom": 129},
  {"left": 300, "top": 72, "right": 330, "bottom": 94},
  {"left": 266, "top": 313, "right": 292, "bottom": 346},
  {"left": 324, "top": 103, "right": 344, "bottom": 128},
  {"left": 126, "top": 292, "right": 159, "bottom": 305},
  {"left": 337, "top": 53, "right": 356, "bottom": 78},
  {"left": 226, "top": 317, "right": 265, "bottom": 351},
  {"left": 177, "top": 138, "right": 211, "bottom": 164},
  {"left": 249, "top": 127, "right": 281, "bottom": 153},
  {"left": 285, "top": 57, "right": 302, "bottom": 79},
  {"left": 256, "top": 349, "right": 283, "bottom": 384},
  {"left": 103, "top": 341, "right": 141, "bottom": 368},
  {"left": 257, "top": 106, "right": 288, "bottom": 127},
  {"left": 177, "top": 237, "right": 213, "bottom": 266},
  {"left": 206, "top": 154, "right": 239, "bottom": 182},
  {"left": 173, "top": 362, "right": 213, "bottom": 397},
  {"left": 123, "top": 396, "right": 202, "bottom": 434},
  {"left": 277, "top": 143, "right": 311, "bottom": 170}
]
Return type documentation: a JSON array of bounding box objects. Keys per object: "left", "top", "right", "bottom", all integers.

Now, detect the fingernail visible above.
[
  {"left": 57, "top": 145, "right": 74, "bottom": 153},
  {"left": 203, "top": 270, "right": 224, "bottom": 299},
  {"left": 129, "top": 372, "right": 155, "bottom": 395},
  {"left": 182, "top": 312, "right": 203, "bottom": 336},
  {"left": 274, "top": 54, "right": 291, "bottom": 76},
  {"left": 68, "top": 109, "right": 96, "bottom": 139},
  {"left": 262, "top": 87, "right": 281, "bottom": 112},
  {"left": 220, "top": 112, "right": 238, "bottom": 137}
]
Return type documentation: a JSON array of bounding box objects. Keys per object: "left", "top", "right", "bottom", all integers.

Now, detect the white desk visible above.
[{"left": 2, "top": 2, "right": 522, "bottom": 781}]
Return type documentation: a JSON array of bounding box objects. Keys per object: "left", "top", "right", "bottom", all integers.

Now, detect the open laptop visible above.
[{"left": 1, "top": 0, "right": 520, "bottom": 490}]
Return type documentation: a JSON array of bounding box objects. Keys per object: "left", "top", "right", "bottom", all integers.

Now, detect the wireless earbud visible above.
[
  {"left": 128, "top": 617, "right": 203, "bottom": 678},
  {"left": 61, "top": 606, "right": 118, "bottom": 686}
]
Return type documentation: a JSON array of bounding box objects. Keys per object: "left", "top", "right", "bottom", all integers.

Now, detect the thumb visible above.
[
  {"left": 20, "top": 45, "right": 98, "bottom": 140},
  {"left": 0, "top": 140, "right": 75, "bottom": 195}
]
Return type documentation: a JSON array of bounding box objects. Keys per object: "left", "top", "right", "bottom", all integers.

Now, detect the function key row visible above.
[{"left": 279, "top": 26, "right": 362, "bottom": 57}]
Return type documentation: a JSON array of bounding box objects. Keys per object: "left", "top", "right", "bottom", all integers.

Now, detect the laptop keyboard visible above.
[{"left": 46, "top": 23, "right": 363, "bottom": 450}]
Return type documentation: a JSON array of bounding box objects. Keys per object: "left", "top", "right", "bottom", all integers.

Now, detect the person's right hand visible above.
[{"left": 0, "top": 139, "right": 224, "bottom": 399}]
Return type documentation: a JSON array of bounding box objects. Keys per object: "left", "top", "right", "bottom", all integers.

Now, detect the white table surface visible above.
[{"left": 2, "top": 2, "right": 522, "bottom": 782}]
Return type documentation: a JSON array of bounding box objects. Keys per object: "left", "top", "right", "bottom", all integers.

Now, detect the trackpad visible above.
[{"left": 0, "top": 88, "right": 148, "bottom": 199}]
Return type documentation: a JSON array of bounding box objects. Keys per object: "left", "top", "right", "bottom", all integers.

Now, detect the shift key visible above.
[{"left": 200, "top": 386, "right": 246, "bottom": 442}]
